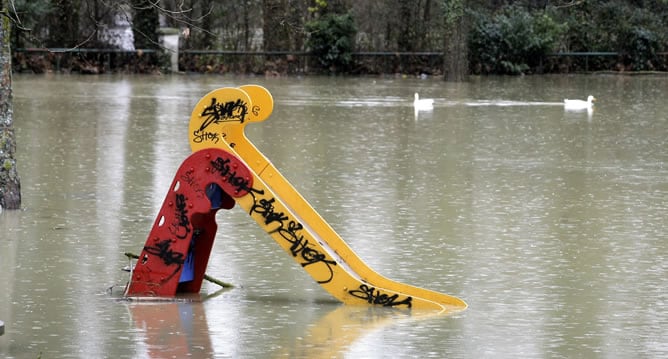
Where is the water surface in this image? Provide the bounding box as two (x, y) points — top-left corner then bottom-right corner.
(1, 73), (667, 358)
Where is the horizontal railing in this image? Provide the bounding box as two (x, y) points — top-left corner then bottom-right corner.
(12, 48), (668, 73)
(16, 47), (157, 53)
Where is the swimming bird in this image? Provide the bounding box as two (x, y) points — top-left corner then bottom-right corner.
(414, 93), (434, 111)
(564, 95), (596, 110)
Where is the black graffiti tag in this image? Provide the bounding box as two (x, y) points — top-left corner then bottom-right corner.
(170, 193), (191, 239)
(348, 284), (413, 308)
(192, 130), (220, 144)
(180, 169), (205, 199)
(143, 238), (185, 283)
(199, 97), (248, 132)
(210, 156), (253, 194)
(249, 192), (337, 284)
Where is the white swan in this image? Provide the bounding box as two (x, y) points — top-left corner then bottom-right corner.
(564, 95), (596, 110)
(414, 93), (434, 111)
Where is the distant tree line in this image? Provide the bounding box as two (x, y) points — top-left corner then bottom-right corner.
(9, 0), (668, 77)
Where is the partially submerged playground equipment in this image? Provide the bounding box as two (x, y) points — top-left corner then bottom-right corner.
(123, 85), (466, 312)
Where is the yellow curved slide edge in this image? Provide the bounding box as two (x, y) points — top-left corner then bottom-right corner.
(189, 86), (466, 312)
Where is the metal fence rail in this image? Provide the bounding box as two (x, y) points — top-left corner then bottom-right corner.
(12, 48), (668, 74)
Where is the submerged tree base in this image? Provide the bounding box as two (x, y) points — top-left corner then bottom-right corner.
(0, 126), (21, 210)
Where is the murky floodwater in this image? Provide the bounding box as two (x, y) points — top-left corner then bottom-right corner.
(1, 73), (667, 358)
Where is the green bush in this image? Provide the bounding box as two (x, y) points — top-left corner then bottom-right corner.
(468, 5), (565, 75)
(305, 13), (357, 73)
(620, 27), (660, 70)
(557, 1), (667, 71)
(616, 6), (665, 71)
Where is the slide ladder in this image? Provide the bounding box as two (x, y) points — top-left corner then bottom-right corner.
(125, 86), (466, 312)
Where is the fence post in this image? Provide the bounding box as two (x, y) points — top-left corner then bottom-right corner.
(158, 28), (180, 73)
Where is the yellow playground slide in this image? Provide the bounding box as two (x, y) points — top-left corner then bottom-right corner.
(187, 85), (466, 313)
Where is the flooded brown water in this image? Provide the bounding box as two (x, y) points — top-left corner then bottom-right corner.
(1, 73), (667, 358)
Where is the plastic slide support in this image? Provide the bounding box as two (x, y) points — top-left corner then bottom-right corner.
(124, 148), (249, 296)
(184, 85), (467, 312)
(124, 85), (465, 312)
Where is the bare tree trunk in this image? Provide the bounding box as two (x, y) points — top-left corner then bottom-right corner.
(443, 0), (469, 82)
(262, 0), (290, 52)
(199, 0), (216, 49)
(286, 0), (305, 51)
(1, 0), (21, 210)
(48, 0), (80, 48)
(262, 0), (293, 73)
(132, 0), (160, 49)
(397, 0), (415, 52)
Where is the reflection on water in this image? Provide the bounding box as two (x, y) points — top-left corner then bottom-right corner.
(123, 296), (445, 359)
(1, 74), (667, 358)
(126, 299), (215, 358)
